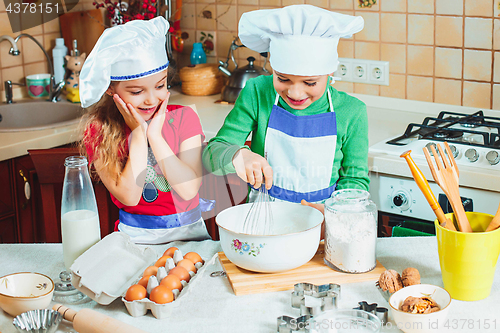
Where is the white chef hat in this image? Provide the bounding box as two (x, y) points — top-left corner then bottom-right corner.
(238, 5), (364, 76)
(80, 17), (170, 108)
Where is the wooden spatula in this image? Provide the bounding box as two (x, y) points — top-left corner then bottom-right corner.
(486, 203), (500, 231)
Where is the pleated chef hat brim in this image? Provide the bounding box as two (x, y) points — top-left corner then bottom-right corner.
(239, 5), (364, 76)
(80, 17), (170, 108)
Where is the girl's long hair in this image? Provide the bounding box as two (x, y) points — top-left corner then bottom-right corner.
(79, 92), (128, 181)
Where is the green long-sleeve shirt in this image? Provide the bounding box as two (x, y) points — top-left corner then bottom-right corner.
(202, 75), (370, 192)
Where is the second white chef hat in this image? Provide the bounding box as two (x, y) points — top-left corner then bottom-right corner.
(238, 5), (364, 76)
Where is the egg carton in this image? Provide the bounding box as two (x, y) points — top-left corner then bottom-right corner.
(121, 253), (214, 319)
(71, 232), (157, 305)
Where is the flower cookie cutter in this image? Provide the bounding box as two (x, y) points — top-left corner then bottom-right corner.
(291, 283), (341, 316)
(277, 315), (312, 333)
(354, 301), (388, 324)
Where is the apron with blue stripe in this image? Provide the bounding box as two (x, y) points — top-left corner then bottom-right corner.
(249, 89), (337, 203)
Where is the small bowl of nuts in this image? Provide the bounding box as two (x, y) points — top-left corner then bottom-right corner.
(388, 284), (452, 333)
(376, 267), (421, 301)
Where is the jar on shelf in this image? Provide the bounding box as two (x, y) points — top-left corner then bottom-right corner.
(324, 189), (377, 273)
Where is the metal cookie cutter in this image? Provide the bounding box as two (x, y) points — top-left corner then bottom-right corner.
(291, 283), (341, 316)
(277, 315), (312, 333)
(354, 301), (389, 324)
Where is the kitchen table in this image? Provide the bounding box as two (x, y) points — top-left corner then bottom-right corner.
(1, 236), (499, 333)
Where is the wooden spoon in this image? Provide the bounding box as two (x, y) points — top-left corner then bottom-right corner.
(485, 203), (500, 232)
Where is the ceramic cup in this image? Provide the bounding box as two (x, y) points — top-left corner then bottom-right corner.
(26, 74), (50, 98)
(435, 212), (500, 301)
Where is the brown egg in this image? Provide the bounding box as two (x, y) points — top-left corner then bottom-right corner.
(125, 284), (147, 301)
(160, 274), (183, 291)
(163, 247), (178, 258)
(177, 259), (197, 274)
(168, 266), (191, 282)
(138, 275), (152, 289)
(155, 255), (172, 268)
(143, 266), (159, 277)
(149, 285), (174, 304)
(184, 252), (204, 265)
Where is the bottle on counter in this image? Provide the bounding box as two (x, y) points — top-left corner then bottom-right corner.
(190, 42), (207, 65)
(61, 156), (101, 270)
(324, 189), (378, 273)
(52, 38), (68, 84)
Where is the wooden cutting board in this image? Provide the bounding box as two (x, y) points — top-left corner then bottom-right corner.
(218, 242), (386, 296)
(59, 9), (105, 56)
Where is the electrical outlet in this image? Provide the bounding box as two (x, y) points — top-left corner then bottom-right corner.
(336, 58), (390, 86)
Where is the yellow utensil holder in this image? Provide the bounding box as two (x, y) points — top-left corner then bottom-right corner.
(435, 212), (500, 301)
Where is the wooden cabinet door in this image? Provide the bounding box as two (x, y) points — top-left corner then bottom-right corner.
(0, 159), (17, 243)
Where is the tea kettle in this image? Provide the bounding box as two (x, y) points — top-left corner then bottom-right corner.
(218, 38), (270, 103)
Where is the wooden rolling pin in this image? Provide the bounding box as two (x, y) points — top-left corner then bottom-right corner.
(53, 304), (147, 333)
(400, 150), (456, 231)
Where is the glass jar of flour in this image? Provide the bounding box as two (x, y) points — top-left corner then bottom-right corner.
(324, 189), (377, 273)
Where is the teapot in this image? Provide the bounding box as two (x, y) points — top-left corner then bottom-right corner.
(218, 38), (270, 103)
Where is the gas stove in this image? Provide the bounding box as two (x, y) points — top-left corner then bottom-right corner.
(368, 110), (500, 230)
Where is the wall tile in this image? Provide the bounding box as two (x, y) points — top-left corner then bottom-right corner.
(408, 0), (434, 14)
(380, 74), (405, 99)
(464, 18), (493, 49)
(353, 0), (379, 11)
(305, 0), (328, 7)
(282, 0), (305, 5)
(434, 78), (462, 105)
(239, 0), (261, 4)
(337, 40), (354, 58)
(0, 41), (23, 68)
(332, 81), (354, 93)
(407, 76), (433, 102)
(354, 12), (379, 42)
(217, 31), (238, 63)
(21, 12), (43, 35)
(354, 83), (379, 95)
(407, 45), (434, 76)
(463, 81), (491, 109)
(2, 66), (24, 84)
(181, 3), (196, 30)
(465, 0), (493, 17)
(21, 35), (45, 64)
(380, 0), (406, 12)
(496, 2), (500, 17)
(495, 20), (500, 50)
(495, 52), (500, 83)
(217, 5), (237, 31)
(463, 49), (492, 81)
(42, 16), (60, 34)
(0, 0), (5, 11)
(330, 0), (353, 10)
(261, 0), (281, 6)
(408, 15), (434, 45)
(43, 32), (61, 54)
(196, 4), (216, 31)
(435, 16), (463, 48)
(381, 13), (406, 43)
(436, 0), (464, 16)
(381, 43), (406, 74)
(24, 61), (49, 76)
(0, 13), (16, 35)
(493, 84), (500, 110)
(238, 5), (259, 22)
(435, 47), (462, 79)
(354, 41), (379, 60)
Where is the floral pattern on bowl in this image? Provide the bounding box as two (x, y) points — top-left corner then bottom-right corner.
(231, 239), (265, 257)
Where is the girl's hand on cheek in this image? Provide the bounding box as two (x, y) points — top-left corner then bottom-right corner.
(113, 94), (145, 132)
(147, 93), (170, 140)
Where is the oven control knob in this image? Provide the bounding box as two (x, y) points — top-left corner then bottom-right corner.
(447, 145), (459, 159)
(392, 191), (410, 211)
(486, 151), (500, 165)
(465, 148), (479, 162)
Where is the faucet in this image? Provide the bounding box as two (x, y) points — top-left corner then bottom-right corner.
(4, 34), (65, 103)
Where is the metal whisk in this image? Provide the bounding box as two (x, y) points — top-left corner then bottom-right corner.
(242, 182), (274, 235)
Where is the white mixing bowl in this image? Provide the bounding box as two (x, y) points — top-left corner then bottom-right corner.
(216, 202), (324, 273)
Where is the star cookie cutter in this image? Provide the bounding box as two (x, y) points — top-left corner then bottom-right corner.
(354, 301), (389, 324)
(291, 283), (341, 316)
(277, 315), (312, 333)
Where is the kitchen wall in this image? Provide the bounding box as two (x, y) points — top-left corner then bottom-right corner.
(0, 0), (98, 100)
(179, 0), (500, 110)
(1, 0), (499, 110)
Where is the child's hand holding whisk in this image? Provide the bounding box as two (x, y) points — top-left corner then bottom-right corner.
(233, 148), (274, 190)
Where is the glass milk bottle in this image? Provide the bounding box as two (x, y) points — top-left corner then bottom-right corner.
(324, 189), (377, 273)
(61, 156), (101, 270)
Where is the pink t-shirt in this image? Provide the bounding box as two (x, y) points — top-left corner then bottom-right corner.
(85, 105), (205, 216)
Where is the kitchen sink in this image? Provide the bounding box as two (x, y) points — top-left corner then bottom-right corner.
(0, 100), (83, 132)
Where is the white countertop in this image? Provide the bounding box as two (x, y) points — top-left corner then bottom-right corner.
(1, 236), (499, 333)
